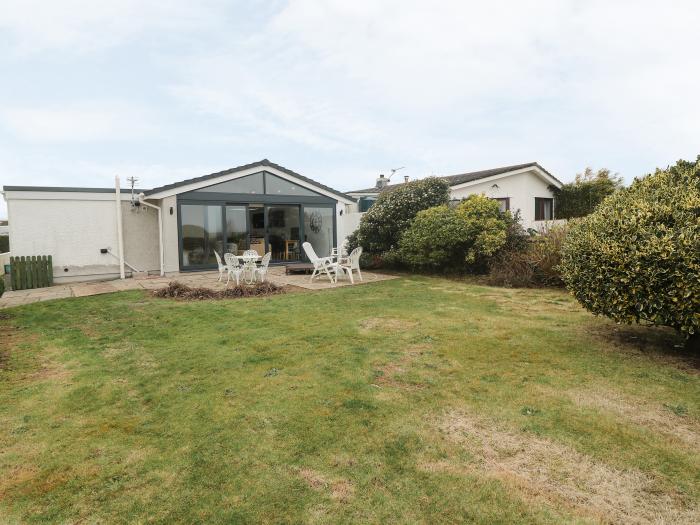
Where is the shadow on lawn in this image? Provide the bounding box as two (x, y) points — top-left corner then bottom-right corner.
(589, 321), (700, 371)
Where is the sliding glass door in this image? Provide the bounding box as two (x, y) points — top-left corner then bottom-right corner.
(267, 205), (301, 261)
(179, 202), (336, 269)
(225, 206), (249, 255)
(180, 204), (223, 267)
(303, 206), (334, 259)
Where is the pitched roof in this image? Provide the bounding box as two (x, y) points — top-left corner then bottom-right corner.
(348, 162), (561, 194)
(145, 159), (355, 201)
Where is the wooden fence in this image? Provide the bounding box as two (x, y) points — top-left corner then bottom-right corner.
(9, 255), (53, 291)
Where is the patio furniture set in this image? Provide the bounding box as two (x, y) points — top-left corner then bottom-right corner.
(213, 244), (364, 286)
(302, 242), (363, 284)
(214, 250), (271, 286)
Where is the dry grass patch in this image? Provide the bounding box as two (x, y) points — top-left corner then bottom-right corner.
(568, 387), (700, 449)
(359, 317), (417, 333)
(434, 410), (699, 524)
(372, 343), (431, 390)
(297, 468), (355, 503)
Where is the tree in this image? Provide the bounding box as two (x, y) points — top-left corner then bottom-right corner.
(551, 167), (623, 219)
(559, 157), (700, 349)
(348, 177), (450, 256)
(397, 195), (509, 272)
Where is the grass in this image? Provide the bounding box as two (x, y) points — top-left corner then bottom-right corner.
(0, 276), (699, 523)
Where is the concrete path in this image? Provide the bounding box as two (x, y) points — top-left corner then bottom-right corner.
(0, 267), (396, 309)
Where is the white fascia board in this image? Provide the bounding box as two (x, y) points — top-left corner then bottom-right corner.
(3, 190), (134, 202)
(347, 192), (379, 198)
(145, 166), (354, 204)
(450, 166), (562, 191)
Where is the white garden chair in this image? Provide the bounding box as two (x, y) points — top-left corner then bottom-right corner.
(241, 250), (260, 283)
(214, 251), (227, 281)
(253, 252), (272, 282)
(337, 247), (363, 284)
(223, 253), (244, 286)
(302, 242), (337, 283)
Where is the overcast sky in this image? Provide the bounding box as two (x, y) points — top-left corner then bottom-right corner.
(1, 0), (699, 218)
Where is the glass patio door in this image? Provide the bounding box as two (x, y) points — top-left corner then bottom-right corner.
(303, 206), (334, 259)
(266, 205), (301, 261)
(180, 204), (223, 267)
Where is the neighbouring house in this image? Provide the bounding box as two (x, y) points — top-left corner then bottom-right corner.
(346, 162), (563, 230)
(2, 160), (356, 283)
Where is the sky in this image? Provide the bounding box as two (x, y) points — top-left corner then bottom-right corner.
(1, 0), (699, 218)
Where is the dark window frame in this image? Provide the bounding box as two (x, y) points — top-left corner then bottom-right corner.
(491, 197), (510, 212)
(535, 197), (554, 221)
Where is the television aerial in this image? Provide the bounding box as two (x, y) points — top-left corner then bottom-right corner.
(386, 166), (405, 182)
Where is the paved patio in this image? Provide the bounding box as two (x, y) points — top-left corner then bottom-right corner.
(0, 266), (396, 309)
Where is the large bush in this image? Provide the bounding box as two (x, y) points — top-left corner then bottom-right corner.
(397, 195), (508, 272)
(348, 177), (450, 256)
(559, 158), (700, 346)
(488, 224), (568, 287)
(551, 168), (622, 219)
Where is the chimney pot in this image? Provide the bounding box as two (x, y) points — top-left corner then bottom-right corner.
(376, 173), (388, 189)
(404, 175), (409, 183)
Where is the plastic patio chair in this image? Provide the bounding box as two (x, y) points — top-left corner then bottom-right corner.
(337, 247), (363, 284)
(302, 242), (337, 283)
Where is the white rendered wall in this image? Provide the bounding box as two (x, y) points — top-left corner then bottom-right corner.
(6, 192), (158, 282)
(160, 196), (180, 274)
(449, 170), (554, 228)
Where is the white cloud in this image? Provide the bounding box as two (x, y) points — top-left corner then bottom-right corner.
(1, 103), (156, 142)
(0, 0), (224, 56)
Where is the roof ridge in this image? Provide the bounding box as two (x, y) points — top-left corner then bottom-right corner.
(347, 162), (561, 193)
(144, 159), (354, 201)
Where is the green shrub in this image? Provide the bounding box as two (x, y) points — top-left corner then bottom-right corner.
(488, 224), (568, 287)
(349, 177), (450, 257)
(551, 168), (622, 219)
(397, 195), (508, 272)
(559, 157), (700, 344)
(0, 277), (4, 297)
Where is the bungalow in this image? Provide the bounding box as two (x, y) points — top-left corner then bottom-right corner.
(347, 162), (562, 229)
(2, 160), (356, 283)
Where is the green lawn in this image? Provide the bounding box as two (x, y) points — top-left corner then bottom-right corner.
(1, 276), (698, 523)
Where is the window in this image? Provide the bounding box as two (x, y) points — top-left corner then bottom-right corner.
(196, 173), (264, 194)
(535, 197), (554, 221)
(265, 173), (318, 196)
(180, 204), (223, 267)
(492, 197), (510, 213)
(358, 196), (376, 212)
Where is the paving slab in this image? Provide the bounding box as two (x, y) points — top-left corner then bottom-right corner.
(0, 266), (398, 308)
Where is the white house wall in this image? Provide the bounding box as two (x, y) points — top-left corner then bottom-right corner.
(160, 195), (180, 274)
(6, 192), (159, 282)
(450, 170), (554, 228)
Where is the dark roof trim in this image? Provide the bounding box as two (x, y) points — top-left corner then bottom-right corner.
(348, 162), (562, 194)
(3, 186), (147, 193)
(145, 159), (355, 202)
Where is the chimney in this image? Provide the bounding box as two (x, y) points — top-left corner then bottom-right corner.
(403, 175), (409, 183)
(376, 173), (388, 189)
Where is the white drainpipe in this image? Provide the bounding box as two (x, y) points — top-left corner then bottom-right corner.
(115, 176), (125, 279)
(138, 193), (164, 276)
